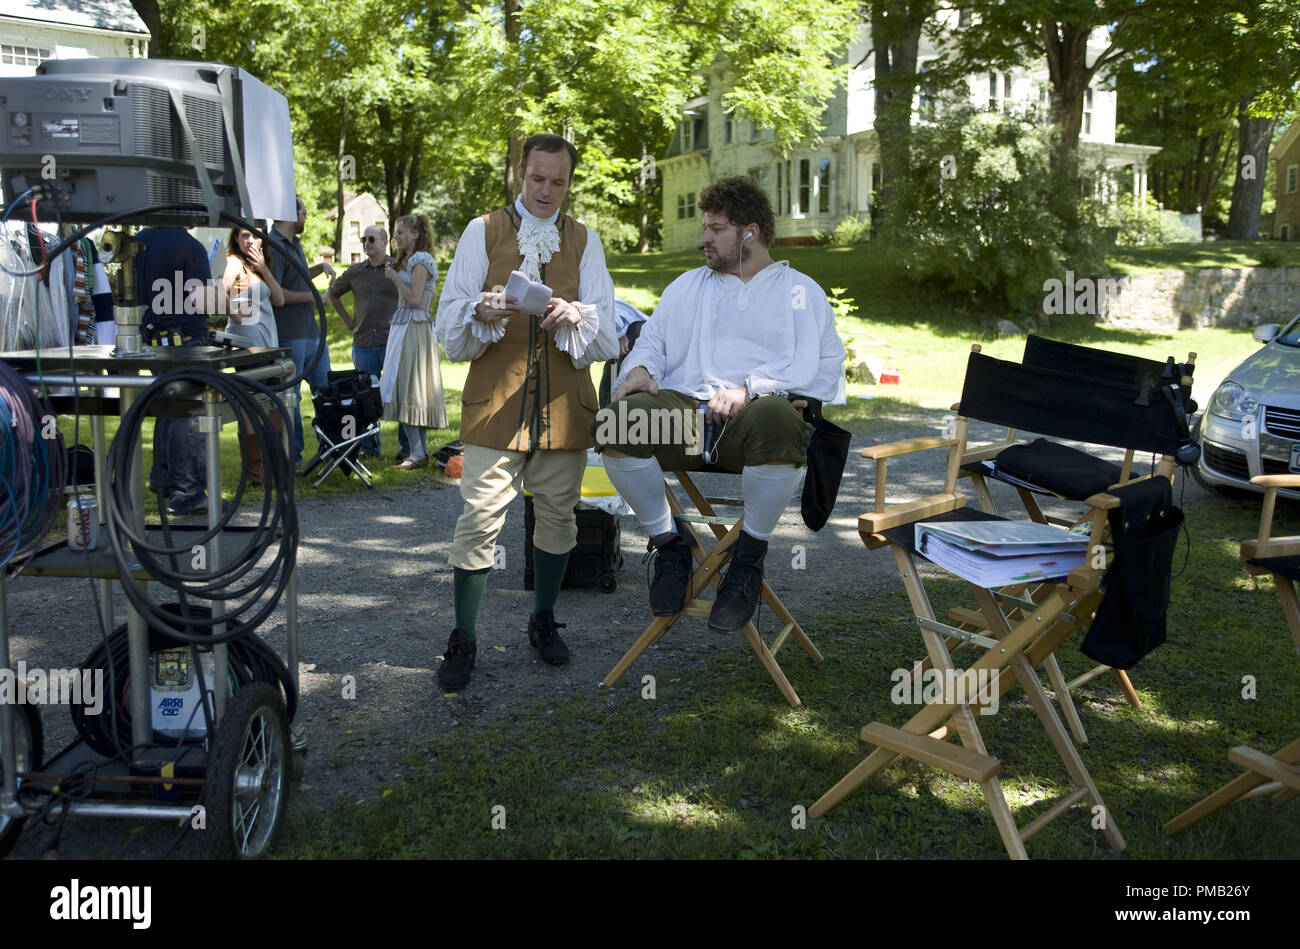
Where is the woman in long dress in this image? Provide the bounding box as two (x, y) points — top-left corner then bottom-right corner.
(222, 227), (286, 485)
(382, 214), (447, 469)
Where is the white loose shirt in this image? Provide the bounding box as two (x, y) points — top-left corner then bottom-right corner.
(615, 261), (847, 404)
(435, 199), (618, 369)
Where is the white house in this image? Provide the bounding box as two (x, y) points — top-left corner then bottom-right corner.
(0, 0), (149, 78)
(659, 7), (1159, 251)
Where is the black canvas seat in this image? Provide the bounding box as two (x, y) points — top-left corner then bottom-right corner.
(1247, 555), (1300, 582)
(300, 369), (383, 488)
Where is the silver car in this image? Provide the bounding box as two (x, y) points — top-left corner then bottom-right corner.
(1196, 316), (1300, 499)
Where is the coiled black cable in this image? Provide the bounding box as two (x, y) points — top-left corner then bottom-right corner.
(105, 367), (298, 643)
(70, 606), (297, 757)
(0, 358), (66, 568)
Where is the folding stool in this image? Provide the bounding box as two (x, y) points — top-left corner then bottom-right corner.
(1164, 473), (1300, 834)
(300, 370), (383, 488)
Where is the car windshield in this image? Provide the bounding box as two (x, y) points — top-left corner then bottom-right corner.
(1276, 315), (1300, 347)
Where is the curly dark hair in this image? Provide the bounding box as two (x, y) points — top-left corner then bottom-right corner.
(699, 176), (775, 245)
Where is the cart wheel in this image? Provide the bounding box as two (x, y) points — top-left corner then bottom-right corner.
(599, 572), (617, 593)
(0, 704), (42, 857)
(204, 683), (290, 859)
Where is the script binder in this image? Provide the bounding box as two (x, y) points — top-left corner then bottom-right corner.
(914, 519), (1090, 587)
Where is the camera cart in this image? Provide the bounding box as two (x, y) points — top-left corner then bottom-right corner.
(0, 342), (303, 859)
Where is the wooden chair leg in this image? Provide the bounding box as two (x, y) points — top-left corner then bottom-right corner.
(1112, 668), (1142, 709)
(1164, 737), (1300, 835)
(1044, 653), (1089, 745)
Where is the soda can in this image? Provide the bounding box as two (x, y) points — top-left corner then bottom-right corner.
(68, 494), (97, 550)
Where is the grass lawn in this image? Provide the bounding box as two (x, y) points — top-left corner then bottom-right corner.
(285, 487), (1299, 860)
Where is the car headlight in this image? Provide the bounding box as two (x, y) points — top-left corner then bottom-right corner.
(1207, 381), (1259, 422)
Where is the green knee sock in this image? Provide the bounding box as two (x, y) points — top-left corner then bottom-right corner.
(453, 566), (491, 639)
(532, 548), (570, 614)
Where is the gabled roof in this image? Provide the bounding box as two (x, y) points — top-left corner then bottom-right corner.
(1271, 118), (1300, 165)
(322, 191), (387, 220)
(0, 0), (150, 36)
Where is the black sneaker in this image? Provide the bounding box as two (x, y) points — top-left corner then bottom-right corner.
(645, 533), (693, 616)
(437, 628), (477, 689)
(528, 610), (570, 665)
(708, 532), (768, 632)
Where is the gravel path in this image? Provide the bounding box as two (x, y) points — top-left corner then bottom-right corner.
(3, 407), (1220, 858)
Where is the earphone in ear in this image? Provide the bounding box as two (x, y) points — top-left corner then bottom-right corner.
(744, 231), (754, 241)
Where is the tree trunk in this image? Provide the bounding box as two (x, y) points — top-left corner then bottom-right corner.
(1226, 107), (1275, 240)
(334, 99), (348, 261)
(870, 0), (928, 230)
(402, 144), (423, 219)
(637, 140), (651, 253)
(503, 0), (524, 202)
(1041, 21), (1093, 165)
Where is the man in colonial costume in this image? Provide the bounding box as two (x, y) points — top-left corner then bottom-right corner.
(434, 133), (617, 689)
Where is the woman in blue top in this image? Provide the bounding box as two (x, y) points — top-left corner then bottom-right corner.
(382, 214), (447, 469)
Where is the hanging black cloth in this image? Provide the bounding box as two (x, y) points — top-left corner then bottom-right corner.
(1081, 476), (1183, 670)
(798, 397), (852, 532)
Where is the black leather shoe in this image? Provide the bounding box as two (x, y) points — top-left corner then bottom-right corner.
(708, 532), (768, 632)
(646, 534), (693, 616)
(437, 628), (477, 689)
(528, 610), (570, 665)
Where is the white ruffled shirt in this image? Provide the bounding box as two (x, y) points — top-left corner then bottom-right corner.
(615, 261), (847, 404)
(435, 197), (618, 368)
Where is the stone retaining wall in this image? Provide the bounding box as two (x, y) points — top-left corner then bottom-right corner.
(1096, 267), (1300, 332)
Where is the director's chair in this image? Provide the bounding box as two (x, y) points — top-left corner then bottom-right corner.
(811, 352), (1187, 857)
(954, 341), (1194, 740)
(300, 370), (383, 488)
(602, 401), (827, 707)
(1164, 474), (1300, 834)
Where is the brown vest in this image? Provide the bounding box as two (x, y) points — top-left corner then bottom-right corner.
(460, 206), (597, 452)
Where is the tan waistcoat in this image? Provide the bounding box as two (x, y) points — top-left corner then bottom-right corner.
(460, 206), (598, 452)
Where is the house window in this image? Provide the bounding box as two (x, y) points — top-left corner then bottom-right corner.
(676, 193), (695, 220)
(1084, 88), (1093, 135)
(680, 120), (694, 153)
(988, 71), (1014, 112)
(799, 159), (811, 216)
(351, 253), (361, 263)
(777, 160), (793, 216)
(917, 63), (936, 122)
(1280, 224), (1290, 240)
(0, 45), (52, 67)
(818, 158), (831, 214)
(749, 121), (759, 142)
(723, 114), (733, 145)
(1287, 165), (1298, 195)
(349, 221), (361, 242)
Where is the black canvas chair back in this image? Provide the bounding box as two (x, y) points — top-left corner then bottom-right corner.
(960, 351), (1183, 458)
(1022, 335), (1196, 414)
(313, 370), (382, 442)
(301, 369), (383, 487)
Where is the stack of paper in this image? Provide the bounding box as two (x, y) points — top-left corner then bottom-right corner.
(914, 519), (1090, 587)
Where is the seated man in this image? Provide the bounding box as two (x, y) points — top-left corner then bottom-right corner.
(598, 176), (845, 631)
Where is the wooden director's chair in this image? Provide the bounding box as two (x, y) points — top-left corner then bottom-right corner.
(811, 351), (1185, 857)
(1165, 474), (1300, 834)
(955, 340), (1194, 742)
(602, 400), (826, 707)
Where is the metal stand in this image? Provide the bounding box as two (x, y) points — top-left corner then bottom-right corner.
(0, 344), (299, 857)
